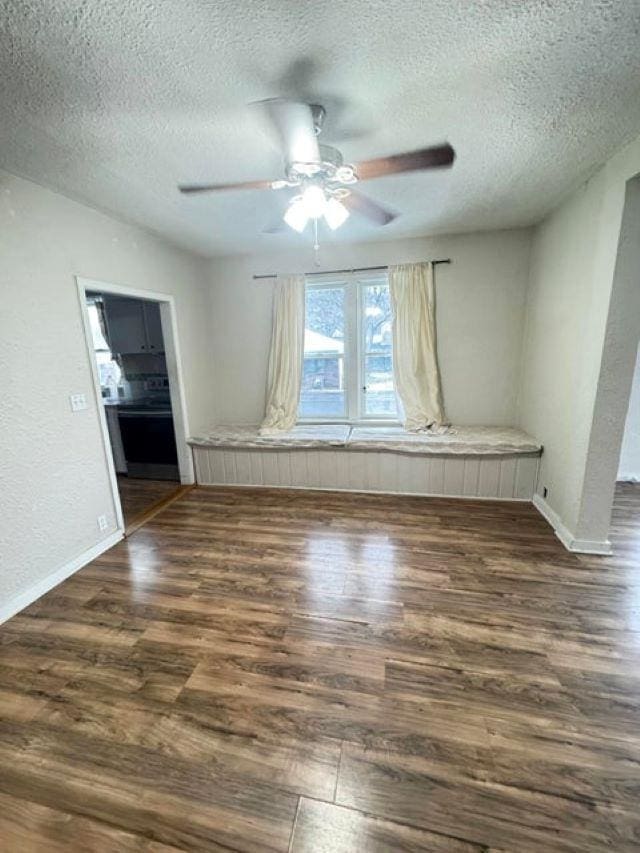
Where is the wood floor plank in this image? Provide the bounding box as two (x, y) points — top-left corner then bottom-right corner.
(483, 707), (640, 808)
(146, 714), (341, 801)
(0, 789), (182, 852)
(336, 741), (633, 852)
(179, 663), (492, 757)
(290, 797), (486, 852)
(384, 657), (580, 718)
(0, 483), (638, 851)
(0, 719), (297, 852)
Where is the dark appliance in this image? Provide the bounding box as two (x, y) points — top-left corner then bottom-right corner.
(117, 405), (179, 480)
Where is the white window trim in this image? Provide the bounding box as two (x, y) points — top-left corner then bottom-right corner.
(298, 272), (400, 426)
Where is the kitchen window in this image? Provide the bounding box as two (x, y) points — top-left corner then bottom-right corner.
(299, 275), (397, 422)
(87, 298), (121, 398)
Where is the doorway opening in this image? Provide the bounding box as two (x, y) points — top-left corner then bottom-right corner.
(77, 278), (194, 534)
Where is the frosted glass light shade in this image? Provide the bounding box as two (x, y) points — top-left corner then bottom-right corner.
(324, 197), (349, 230)
(284, 198), (309, 233)
(300, 185), (327, 218)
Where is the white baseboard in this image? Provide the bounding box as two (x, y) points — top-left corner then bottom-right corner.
(618, 474), (640, 483)
(0, 530), (123, 625)
(533, 494), (612, 555)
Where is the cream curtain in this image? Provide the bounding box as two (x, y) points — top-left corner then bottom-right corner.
(260, 274), (305, 434)
(389, 261), (446, 432)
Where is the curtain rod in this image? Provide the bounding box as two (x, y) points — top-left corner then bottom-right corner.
(252, 259), (451, 280)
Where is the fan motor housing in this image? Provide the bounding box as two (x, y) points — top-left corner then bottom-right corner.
(319, 144), (343, 169)
(287, 144), (357, 185)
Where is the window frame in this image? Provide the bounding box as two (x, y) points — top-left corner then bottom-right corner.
(299, 272), (399, 425)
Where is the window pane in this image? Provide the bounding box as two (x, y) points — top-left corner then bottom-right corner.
(87, 301), (122, 398)
(300, 286), (346, 418)
(96, 350), (122, 395)
(363, 284), (393, 353)
(300, 356), (345, 418)
(87, 302), (110, 351)
(304, 287), (344, 351)
(364, 354), (397, 416)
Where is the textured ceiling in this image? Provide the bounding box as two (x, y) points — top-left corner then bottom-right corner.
(2, 0), (640, 256)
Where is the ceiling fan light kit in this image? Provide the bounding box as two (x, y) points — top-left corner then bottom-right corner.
(178, 99), (455, 244)
(283, 184), (351, 234)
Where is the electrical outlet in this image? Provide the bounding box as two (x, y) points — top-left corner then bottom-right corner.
(70, 393), (88, 412)
(97, 515), (108, 532)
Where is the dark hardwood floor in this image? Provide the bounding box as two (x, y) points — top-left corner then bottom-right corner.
(117, 475), (183, 527)
(0, 484), (639, 851)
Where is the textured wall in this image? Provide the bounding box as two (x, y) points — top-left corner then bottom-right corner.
(519, 133), (640, 544)
(618, 346), (640, 481)
(0, 172), (214, 607)
(517, 178), (604, 534)
(207, 228), (532, 427)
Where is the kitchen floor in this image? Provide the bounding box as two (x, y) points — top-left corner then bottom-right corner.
(116, 475), (182, 527)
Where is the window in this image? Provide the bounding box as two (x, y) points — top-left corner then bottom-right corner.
(87, 298), (121, 398)
(299, 275), (397, 421)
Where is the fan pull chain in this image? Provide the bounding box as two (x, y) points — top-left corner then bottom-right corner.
(313, 218), (321, 266)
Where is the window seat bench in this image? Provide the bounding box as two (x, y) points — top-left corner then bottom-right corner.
(189, 425), (541, 501)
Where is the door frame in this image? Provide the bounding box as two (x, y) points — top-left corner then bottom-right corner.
(76, 276), (194, 534)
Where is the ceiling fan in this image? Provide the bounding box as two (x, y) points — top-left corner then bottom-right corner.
(178, 99), (455, 235)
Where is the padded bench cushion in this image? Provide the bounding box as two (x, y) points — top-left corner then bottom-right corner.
(189, 424), (541, 456)
(347, 426), (541, 455)
(189, 423), (351, 449)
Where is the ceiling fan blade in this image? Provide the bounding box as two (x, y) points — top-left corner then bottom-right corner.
(179, 178), (275, 194)
(343, 190), (396, 226)
(355, 143), (455, 181)
(262, 218), (288, 235)
(260, 98), (321, 165)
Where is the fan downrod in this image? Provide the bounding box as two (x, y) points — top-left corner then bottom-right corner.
(310, 104), (326, 136)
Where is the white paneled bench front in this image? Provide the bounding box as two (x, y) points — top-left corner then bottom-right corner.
(188, 424), (542, 500)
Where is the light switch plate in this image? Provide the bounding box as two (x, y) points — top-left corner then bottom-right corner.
(70, 393), (88, 412)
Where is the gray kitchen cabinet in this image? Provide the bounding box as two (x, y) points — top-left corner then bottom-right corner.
(142, 301), (164, 353)
(104, 297), (164, 354)
(104, 297), (146, 354)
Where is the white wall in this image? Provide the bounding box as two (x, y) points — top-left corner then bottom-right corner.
(618, 345), (640, 481)
(519, 134), (640, 547)
(0, 171), (214, 614)
(206, 228), (532, 428)
(518, 177), (605, 536)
